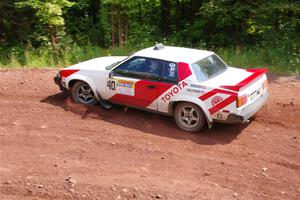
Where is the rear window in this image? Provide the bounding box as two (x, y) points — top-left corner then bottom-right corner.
(191, 54), (227, 82)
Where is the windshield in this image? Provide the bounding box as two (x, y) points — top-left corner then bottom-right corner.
(191, 54), (227, 82)
(105, 57), (128, 70)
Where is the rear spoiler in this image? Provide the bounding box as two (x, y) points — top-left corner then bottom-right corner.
(220, 68), (268, 92)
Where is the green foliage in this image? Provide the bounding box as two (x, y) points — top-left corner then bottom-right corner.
(0, 44), (138, 68)
(0, 0), (299, 74)
(185, 0), (300, 47)
(16, 0), (75, 27)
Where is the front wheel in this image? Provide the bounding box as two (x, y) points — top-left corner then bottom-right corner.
(174, 102), (206, 132)
(71, 81), (97, 105)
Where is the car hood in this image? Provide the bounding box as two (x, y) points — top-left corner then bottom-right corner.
(66, 56), (127, 71)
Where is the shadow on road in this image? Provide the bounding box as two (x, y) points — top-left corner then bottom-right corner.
(41, 92), (248, 145)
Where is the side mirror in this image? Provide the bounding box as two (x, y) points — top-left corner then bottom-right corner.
(109, 71), (115, 78)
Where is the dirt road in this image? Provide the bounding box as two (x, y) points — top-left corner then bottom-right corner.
(0, 69), (299, 200)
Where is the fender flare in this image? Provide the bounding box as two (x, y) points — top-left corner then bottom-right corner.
(169, 95), (213, 123)
(65, 74), (100, 100)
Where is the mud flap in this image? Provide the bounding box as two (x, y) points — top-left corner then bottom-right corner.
(96, 91), (112, 110)
(207, 121), (213, 130)
(99, 100), (112, 110)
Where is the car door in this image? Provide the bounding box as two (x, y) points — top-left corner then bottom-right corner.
(157, 61), (179, 113)
(106, 56), (163, 110)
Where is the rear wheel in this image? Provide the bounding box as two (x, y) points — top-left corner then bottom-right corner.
(174, 102), (206, 132)
(71, 81), (97, 104)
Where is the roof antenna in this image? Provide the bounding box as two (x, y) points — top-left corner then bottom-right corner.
(154, 43), (165, 50)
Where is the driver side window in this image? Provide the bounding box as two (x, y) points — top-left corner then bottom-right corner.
(117, 57), (146, 72)
(114, 57), (163, 80)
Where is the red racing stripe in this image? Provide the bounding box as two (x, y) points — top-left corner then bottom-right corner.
(221, 68), (268, 91)
(199, 89), (237, 101)
(60, 69), (79, 78)
(246, 68), (268, 73)
(178, 62), (192, 81)
(208, 95), (237, 115)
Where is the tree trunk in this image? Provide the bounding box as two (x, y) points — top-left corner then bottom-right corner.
(190, 0), (202, 18)
(48, 26), (58, 46)
(48, 25), (59, 65)
(111, 4), (115, 48)
(138, 3), (142, 22)
(160, 0), (170, 37)
(124, 15), (128, 46)
(175, 0), (180, 31)
(117, 6), (123, 47)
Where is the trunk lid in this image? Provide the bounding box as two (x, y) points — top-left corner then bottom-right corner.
(202, 67), (251, 89)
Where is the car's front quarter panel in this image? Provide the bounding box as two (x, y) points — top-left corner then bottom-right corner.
(57, 56), (127, 98)
(64, 69), (108, 100)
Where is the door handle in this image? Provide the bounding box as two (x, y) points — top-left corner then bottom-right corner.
(147, 85), (156, 89)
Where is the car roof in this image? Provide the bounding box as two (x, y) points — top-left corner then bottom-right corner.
(133, 45), (214, 63)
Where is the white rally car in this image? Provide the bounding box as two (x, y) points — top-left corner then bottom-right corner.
(54, 44), (269, 132)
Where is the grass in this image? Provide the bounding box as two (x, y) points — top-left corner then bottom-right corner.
(0, 44), (299, 75)
(215, 46), (300, 75)
(0, 44), (140, 69)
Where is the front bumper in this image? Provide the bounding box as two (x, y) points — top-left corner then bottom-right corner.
(54, 74), (67, 92)
(215, 91), (269, 124)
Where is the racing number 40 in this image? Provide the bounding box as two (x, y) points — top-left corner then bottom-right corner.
(107, 79), (116, 91)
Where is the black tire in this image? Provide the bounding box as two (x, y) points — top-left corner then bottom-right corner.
(174, 102), (206, 132)
(71, 81), (97, 105)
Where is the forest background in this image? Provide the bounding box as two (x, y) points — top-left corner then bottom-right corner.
(0, 0), (299, 74)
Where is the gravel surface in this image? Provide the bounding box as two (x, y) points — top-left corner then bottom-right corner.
(0, 69), (299, 200)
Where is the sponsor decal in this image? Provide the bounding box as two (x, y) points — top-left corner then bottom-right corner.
(211, 96), (223, 106)
(190, 84), (207, 89)
(116, 79), (135, 96)
(187, 88), (204, 93)
(107, 79), (135, 96)
(161, 81), (188, 103)
(117, 80), (134, 88)
(209, 96), (236, 115)
(199, 89), (237, 115)
(169, 63), (176, 68)
(168, 63), (176, 77)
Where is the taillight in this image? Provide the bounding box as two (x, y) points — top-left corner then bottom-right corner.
(236, 95), (248, 108)
(60, 69), (79, 78)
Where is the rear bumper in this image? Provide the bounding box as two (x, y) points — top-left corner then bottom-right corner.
(215, 91), (269, 124)
(54, 74), (67, 92)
